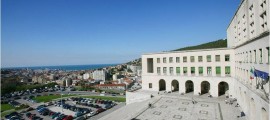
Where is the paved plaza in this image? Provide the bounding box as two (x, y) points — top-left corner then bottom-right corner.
(100, 90), (247, 120)
(135, 97), (221, 120)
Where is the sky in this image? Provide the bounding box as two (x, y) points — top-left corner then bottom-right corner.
(2, 0), (240, 68)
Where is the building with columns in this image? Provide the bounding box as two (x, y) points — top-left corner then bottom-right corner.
(141, 0), (269, 120)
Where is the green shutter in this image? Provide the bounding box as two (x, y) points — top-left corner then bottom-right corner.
(191, 67), (195, 73)
(184, 67), (187, 73)
(216, 67), (221, 74)
(176, 67), (180, 73)
(225, 66), (230, 74)
(199, 67), (203, 74)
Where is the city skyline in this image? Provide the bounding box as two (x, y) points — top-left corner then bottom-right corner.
(2, 0), (240, 67)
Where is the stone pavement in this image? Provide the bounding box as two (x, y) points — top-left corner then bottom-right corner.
(99, 90), (247, 120)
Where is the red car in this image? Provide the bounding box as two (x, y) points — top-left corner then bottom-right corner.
(63, 115), (73, 120)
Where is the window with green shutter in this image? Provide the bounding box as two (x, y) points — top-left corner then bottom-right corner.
(216, 66), (221, 75)
(176, 67), (180, 74)
(199, 67), (203, 74)
(191, 67), (195, 74)
(207, 55), (211, 62)
(225, 66), (230, 75)
(183, 67), (187, 74)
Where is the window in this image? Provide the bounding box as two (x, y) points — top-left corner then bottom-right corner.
(191, 67), (195, 74)
(163, 67), (167, 74)
(198, 56), (203, 62)
(157, 58), (160, 63)
(169, 57), (173, 63)
(216, 66), (221, 75)
(250, 51), (252, 63)
(183, 56), (187, 62)
(207, 55), (211, 62)
(149, 83), (152, 88)
(225, 66), (231, 75)
(163, 57), (166, 63)
(157, 67), (161, 74)
(199, 67), (203, 75)
(225, 55), (230, 61)
(207, 67), (212, 75)
(176, 67), (180, 75)
(176, 57), (180, 63)
(190, 56), (195, 62)
(147, 58), (154, 73)
(169, 67), (173, 74)
(254, 50), (257, 63)
(259, 49), (263, 63)
(215, 55), (220, 62)
(183, 67), (188, 74)
(267, 47), (269, 64)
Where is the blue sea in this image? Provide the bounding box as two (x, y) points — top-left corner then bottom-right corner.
(2, 64), (119, 71)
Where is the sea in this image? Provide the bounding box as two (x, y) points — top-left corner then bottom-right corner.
(2, 64), (119, 71)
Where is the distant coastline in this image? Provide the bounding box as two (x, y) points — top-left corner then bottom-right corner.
(1, 64), (119, 71)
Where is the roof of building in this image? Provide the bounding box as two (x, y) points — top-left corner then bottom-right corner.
(143, 47), (233, 55)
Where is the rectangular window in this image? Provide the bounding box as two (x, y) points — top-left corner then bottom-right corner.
(157, 58), (160, 63)
(225, 54), (230, 61)
(207, 55), (211, 62)
(254, 50), (256, 63)
(216, 66), (221, 75)
(267, 47), (270, 64)
(149, 83), (152, 88)
(215, 55), (220, 62)
(176, 57), (180, 63)
(163, 57), (166, 63)
(169, 67), (173, 74)
(199, 67), (203, 75)
(176, 67), (180, 75)
(183, 56), (187, 62)
(147, 58), (154, 73)
(190, 56), (195, 62)
(198, 56), (203, 62)
(225, 66), (231, 75)
(246, 52), (248, 63)
(157, 67), (161, 74)
(169, 57), (173, 63)
(163, 67), (167, 74)
(250, 51), (252, 63)
(259, 49), (262, 63)
(191, 67), (195, 74)
(207, 67), (212, 75)
(183, 67), (188, 74)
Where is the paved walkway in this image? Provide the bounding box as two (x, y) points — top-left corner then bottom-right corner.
(99, 90), (247, 120)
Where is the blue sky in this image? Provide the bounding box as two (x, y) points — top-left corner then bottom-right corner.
(2, 0), (240, 67)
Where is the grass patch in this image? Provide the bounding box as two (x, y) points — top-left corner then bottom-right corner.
(83, 96), (126, 102)
(1, 104), (14, 112)
(33, 94), (76, 102)
(1, 109), (15, 117)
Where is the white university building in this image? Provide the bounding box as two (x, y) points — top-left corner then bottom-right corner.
(141, 0), (269, 120)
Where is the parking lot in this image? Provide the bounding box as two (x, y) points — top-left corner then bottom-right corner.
(15, 97), (123, 120)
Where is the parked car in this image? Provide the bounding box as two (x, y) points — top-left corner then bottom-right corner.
(26, 107), (34, 111)
(63, 115), (73, 120)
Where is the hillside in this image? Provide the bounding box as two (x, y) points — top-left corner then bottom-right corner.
(173, 39), (227, 51)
